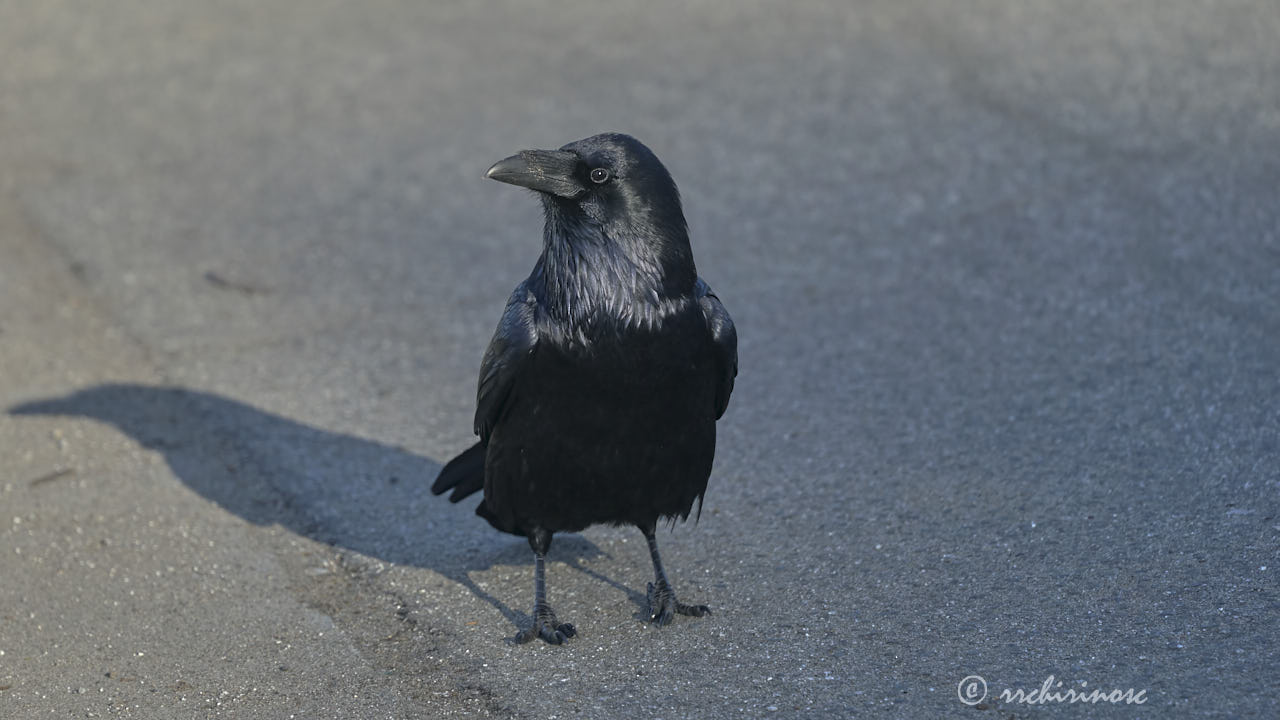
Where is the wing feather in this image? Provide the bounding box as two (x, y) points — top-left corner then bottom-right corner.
(474, 281), (539, 442)
(696, 278), (737, 420)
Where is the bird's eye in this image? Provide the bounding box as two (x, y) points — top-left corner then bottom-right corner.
(589, 167), (611, 184)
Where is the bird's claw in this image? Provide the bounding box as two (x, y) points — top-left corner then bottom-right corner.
(516, 606), (576, 645)
(646, 581), (711, 626)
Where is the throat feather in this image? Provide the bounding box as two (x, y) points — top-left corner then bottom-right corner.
(538, 227), (678, 332)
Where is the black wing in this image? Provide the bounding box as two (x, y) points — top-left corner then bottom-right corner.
(696, 277), (737, 420)
(474, 280), (539, 442)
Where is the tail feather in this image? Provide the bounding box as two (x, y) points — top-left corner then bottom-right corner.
(431, 441), (486, 502)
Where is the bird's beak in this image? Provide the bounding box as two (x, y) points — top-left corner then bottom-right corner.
(8, 398), (66, 416)
(486, 149), (584, 199)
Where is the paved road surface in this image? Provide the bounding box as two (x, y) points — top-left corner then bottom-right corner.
(2, 1), (1277, 717)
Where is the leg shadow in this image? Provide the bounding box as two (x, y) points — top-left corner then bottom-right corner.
(571, 561), (653, 621)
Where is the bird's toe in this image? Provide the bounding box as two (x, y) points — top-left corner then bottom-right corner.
(647, 581), (708, 626)
(516, 610), (576, 645)
(678, 603), (711, 618)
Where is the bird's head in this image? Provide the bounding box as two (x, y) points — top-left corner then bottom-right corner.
(485, 133), (690, 254)
(10, 384), (241, 450)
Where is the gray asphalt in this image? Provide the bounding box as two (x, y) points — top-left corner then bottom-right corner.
(2, 1), (1278, 718)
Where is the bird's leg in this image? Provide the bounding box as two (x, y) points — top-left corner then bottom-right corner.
(516, 529), (576, 644)
(641, 524), (710, 626)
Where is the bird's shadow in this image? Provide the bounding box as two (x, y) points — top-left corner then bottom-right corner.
(8, 383), (642, 632)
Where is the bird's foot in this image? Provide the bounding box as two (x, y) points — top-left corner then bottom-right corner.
(646, 580), (710, 626)
(515, 603), (576, 645)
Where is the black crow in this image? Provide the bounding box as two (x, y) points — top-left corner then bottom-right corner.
(431, 133), (737, 644)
